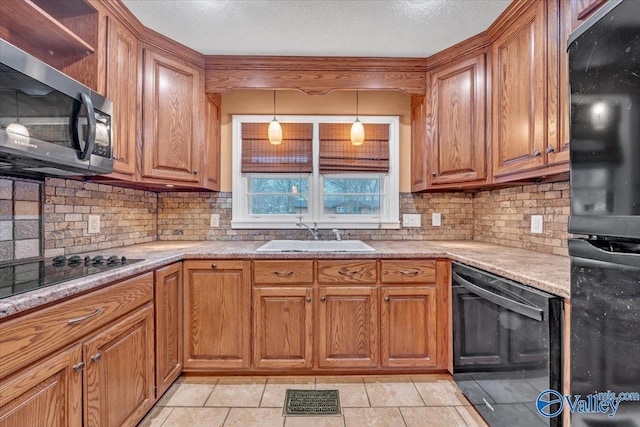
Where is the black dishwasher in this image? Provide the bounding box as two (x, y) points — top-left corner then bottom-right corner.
(452, 263), (564, 426)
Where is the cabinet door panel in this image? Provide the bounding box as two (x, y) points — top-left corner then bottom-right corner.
(155, 262), (183, 397)
(203, 94), (221, 190)
(381, 287), (437, 368)
(318, 287), (378, 368)
(84, 305), (154, 427)
(106, 16), (138, 177)
(0, 345), (82, 427)
(184, 261), (250, 369)
(142, 48), (202, 183)
(427, 54), (486, 185)
(411, 96), (428, 191)
(492, 1), (547, 177)
(253, 287), (313, 369)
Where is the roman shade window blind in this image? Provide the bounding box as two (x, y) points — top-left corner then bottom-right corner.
(241, 123), (313, 173)
(318, 123), (390, 173)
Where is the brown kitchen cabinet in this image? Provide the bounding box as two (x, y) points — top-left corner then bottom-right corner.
(142, 46), (205, 186)
(105, 15), (138, 179)
(154, 262), (183, 398)
(83, 304), (155, 427)
(0, 345), (83, 427)
(317, 286), (378, 368)
(410, 95), (428, 192)
(492, 0), (547, 178)
(253, 287), (314, 369)
(183, 260), (251, 370)
(426, 52), (488, 187)
(203, 94), (222, 191)
(380, 286), (438, 368)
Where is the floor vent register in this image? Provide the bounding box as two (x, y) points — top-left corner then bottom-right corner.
(283, 389), (341, 416)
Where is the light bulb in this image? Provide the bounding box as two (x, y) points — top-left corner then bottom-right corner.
(268, 118), (282, 145)
(350, 119), (364, 146)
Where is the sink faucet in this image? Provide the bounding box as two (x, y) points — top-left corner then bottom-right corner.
(332, 229), (342, 241)
(297, 222), (319, 240)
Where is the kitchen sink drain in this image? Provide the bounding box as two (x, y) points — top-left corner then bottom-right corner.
(283, 389), (341, 416)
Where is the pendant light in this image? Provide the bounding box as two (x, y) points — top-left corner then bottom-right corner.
(350, 90), (364, 146)
(268, 90), (282, 145)
(5, 91), (29, 138)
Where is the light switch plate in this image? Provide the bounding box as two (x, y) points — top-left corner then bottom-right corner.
(210, 213), (220, 228)
(402, 214), (421, 228)
(432, 212), (442, 227)
(531, 215), (543, 234)
(88, 215), (100, 234)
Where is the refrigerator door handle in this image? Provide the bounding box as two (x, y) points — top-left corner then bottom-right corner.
(569, 239), (640, 268)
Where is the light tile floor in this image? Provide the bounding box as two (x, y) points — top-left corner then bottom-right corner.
(138, 374), (488, 427)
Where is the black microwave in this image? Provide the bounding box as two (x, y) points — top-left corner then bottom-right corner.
(0, 39), (113, 176)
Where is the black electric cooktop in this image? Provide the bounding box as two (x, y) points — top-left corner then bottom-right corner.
(0, 254), (144, 299)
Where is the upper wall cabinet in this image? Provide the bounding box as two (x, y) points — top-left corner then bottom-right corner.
(491, 1), (547, 178)
(411, 96), (428, 192)
(426, 52), (487, 188)
(203, 94), (222, 191)
(105, 16), (138, 178)
(142, 46), (205, 186)
(0, 0), (99, 90)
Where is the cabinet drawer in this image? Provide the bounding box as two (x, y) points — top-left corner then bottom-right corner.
(0, 272), (153, 379)
(381, 260), (436, 284)
(253, 260), (314, 285)
(317, 260), (377, 284)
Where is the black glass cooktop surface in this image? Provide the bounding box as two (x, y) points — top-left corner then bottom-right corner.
(0, 255), (144, 299)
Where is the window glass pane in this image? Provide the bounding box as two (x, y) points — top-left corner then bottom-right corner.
(248, 177), (308, 215)
(323, 178), (381, 215)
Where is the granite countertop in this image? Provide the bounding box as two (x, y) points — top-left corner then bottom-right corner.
(0, 240), (570, 319)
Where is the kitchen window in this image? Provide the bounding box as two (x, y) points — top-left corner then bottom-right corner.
(232, 115), (399, 229)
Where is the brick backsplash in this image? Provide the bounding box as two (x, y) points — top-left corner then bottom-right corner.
(473, 182), (570, 256)
(0, 177), (42, 262)
(157, 192), (474, 241)
(42, 178), (157, 257)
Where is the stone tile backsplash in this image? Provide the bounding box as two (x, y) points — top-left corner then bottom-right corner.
(0, 176), (571, 261)
(0, 177), (42, 262)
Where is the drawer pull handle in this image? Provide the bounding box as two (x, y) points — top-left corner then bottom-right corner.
(338, 269), (357, 276)
(67, 307), (102, 325)
(306, 297), (312, 303)
(73, 362), (85, 373)
(274, 270), (294, 277)
(91, 353), (102, 363)
(399, 269), (419, 276)
(320, 296), (326, 302)
(384, 296), (390, 303)
(211, 263), (217, 269)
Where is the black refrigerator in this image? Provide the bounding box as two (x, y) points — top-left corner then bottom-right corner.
(568, 0), (640, 426)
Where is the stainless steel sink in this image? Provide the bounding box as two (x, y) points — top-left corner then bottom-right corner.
(256, 240), (375, 252)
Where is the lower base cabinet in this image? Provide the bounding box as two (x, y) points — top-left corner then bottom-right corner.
(0, 345), (83, 427)
(253, 287), (314, 369)
(381, 286), (438, 368)
(84, 304), (155, 427)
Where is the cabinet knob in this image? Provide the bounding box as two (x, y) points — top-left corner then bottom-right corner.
(533, 150), (542, 157)
(192, 169), (199, 175)
(211, 263), (217, 269)
(306, 297), (312, 303)
(91, 353), (102, 363)
(384, 296), (390, 303)
(320, 296), (326, 303)
(431, 172), (437, 177)
(546, 146), (555, 153)
(73, 362), (85, 373)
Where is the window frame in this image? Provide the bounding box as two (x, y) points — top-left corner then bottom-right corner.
(231, 114), (400, 229)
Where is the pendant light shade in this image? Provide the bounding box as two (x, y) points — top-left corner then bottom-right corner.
(350, 91), (364, 146)
(268, 90), (282, 145)
(5, 91), (29, 138)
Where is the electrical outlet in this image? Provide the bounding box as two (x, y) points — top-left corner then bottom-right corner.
(88, 215), (100, 234)
(402, 214), (421, 228)
(531, 215), (543, 234)
(432, 212), (442, 227)
(210, 213), (220, 228)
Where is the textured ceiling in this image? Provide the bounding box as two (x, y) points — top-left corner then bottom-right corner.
(121, 0), (511, 57)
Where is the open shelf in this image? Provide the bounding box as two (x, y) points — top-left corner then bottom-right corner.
(0, 0), (94, 58)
